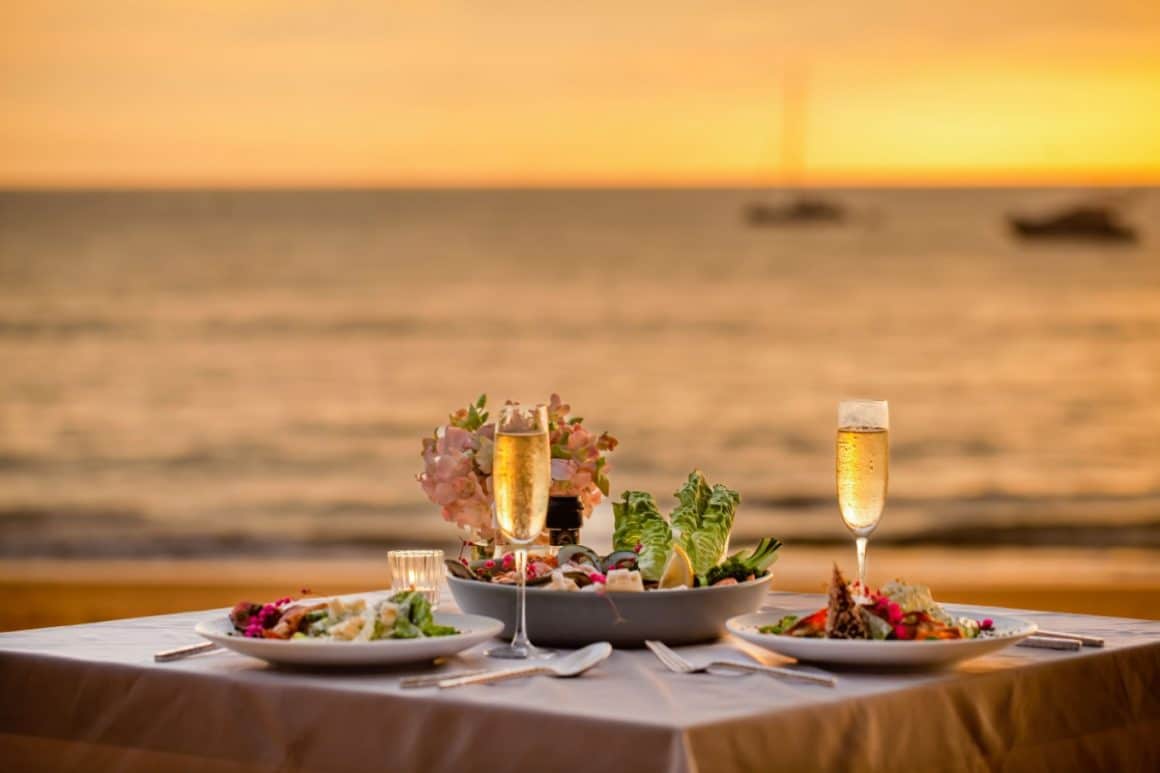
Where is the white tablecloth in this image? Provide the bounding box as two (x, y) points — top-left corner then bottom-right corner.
(1, 591), (1157, 772)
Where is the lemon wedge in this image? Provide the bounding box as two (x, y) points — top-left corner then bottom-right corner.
(659, 544), (695, 589)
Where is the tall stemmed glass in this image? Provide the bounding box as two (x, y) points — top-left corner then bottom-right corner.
(486, 402), (553, 659)
(836, 400), (889, 589)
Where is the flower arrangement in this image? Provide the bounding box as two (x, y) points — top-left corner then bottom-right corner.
(418, 394), (617, 544)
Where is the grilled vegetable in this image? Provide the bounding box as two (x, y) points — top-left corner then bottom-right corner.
(702, 537), (782, 587)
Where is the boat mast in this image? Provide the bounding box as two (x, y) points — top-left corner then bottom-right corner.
(780, 64), (807, 192)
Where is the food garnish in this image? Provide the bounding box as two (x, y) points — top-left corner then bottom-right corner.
(825, 564), (869, 639)
(658, 544), (695, 589)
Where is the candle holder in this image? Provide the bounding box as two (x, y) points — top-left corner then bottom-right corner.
(388, 549), (444, 608)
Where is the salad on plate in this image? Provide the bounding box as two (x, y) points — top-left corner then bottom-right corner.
(229, 590), (459, 642)
(760, 564), (996, 641)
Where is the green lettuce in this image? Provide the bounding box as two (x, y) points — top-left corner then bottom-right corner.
(612, 470), (743, 582)
(758, 614), (798, 635)
(670, 471), (711, 538)
(674, 472), (741, 578)
(702, 536), (781, 586)
(387, 590), (458, 638)
(612, 491), (672, 581)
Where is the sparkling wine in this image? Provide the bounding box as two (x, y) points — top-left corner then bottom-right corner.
(492, 430), (550, 544)
(836, 426), (889, 536)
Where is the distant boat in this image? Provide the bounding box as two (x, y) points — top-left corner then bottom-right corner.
(745, 197), (845, 226)
(1007, 205), (1137, 243)
(746, 66), (847, 227)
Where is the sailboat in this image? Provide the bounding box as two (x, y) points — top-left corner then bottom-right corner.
(1007, 192), (1138, 243)
(745, 67), (846, 227)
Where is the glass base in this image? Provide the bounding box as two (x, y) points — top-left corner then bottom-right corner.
(485, 642), (556, 660)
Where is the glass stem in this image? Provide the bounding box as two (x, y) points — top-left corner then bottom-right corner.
(855, 536), (869, 588)
(510, 548), (530, 651)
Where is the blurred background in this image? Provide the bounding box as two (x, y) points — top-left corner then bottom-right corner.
(2, 2), (1158, 629)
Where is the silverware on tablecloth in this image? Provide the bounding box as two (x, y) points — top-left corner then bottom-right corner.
(1034, 630), (1104, 648)
(400, 669), (488, 688)
(1018, 635), (1081, 651)
(154, 641), (220, 662)
(435, 642), (613, 688)
(645, 640), (837, 687)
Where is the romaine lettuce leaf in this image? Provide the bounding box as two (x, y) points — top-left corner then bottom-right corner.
(614, 472), (743, 582)
(387, 590), (458, 638)
(612, 490), (671, 581)
(670, 471), (712, 538)
(673, 474), (741, 578)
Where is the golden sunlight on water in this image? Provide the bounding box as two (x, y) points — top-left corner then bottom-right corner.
(0, 188), (1158, 623)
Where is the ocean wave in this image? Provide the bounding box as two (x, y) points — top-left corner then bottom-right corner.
(0, 318), (130, 337)
(3, 499), (1158, 558)
(0, 315), (760, 340)
(0, 446), (387, 475)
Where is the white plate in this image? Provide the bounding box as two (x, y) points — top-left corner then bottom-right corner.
(195, 605), (503, 667)
(727, 605), (1037, 667)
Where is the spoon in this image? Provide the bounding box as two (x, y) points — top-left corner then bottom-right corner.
(436, 642), (612, 688)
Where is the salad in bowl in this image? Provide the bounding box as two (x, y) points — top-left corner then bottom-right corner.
(448, 470), (782, 593)
(448, 471), (783, 647)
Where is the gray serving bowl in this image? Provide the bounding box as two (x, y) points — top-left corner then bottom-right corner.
(447, 573), (773, 648)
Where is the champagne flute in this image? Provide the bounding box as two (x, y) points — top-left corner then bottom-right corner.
(836, 400), (889, 589)
(486, 402), (553, 659)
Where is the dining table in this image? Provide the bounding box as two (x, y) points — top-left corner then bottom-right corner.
(1, 588), (1157, 773)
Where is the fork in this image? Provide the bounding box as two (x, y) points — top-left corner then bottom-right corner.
(645, 640), (837, 687)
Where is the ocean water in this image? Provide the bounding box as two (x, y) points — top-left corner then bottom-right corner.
(1, 188), (1158, 558)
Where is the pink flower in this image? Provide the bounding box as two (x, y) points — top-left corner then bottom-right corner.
(547, 393), (570, 421)
(551, 458), (576, 481)
(418, 425), (494, 535)
(419, 394), (615, 537)
(545, 402), (616, 518)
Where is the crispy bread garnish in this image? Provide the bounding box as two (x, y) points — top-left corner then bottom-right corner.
(825, 564), (868, 639)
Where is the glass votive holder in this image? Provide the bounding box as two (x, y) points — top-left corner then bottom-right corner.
(388, 549), (444, 608)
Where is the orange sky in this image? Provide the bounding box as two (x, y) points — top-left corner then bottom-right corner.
(2, 1), (1159, 187)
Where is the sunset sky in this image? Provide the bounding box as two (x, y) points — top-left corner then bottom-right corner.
(2, 1), (1159, 187)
